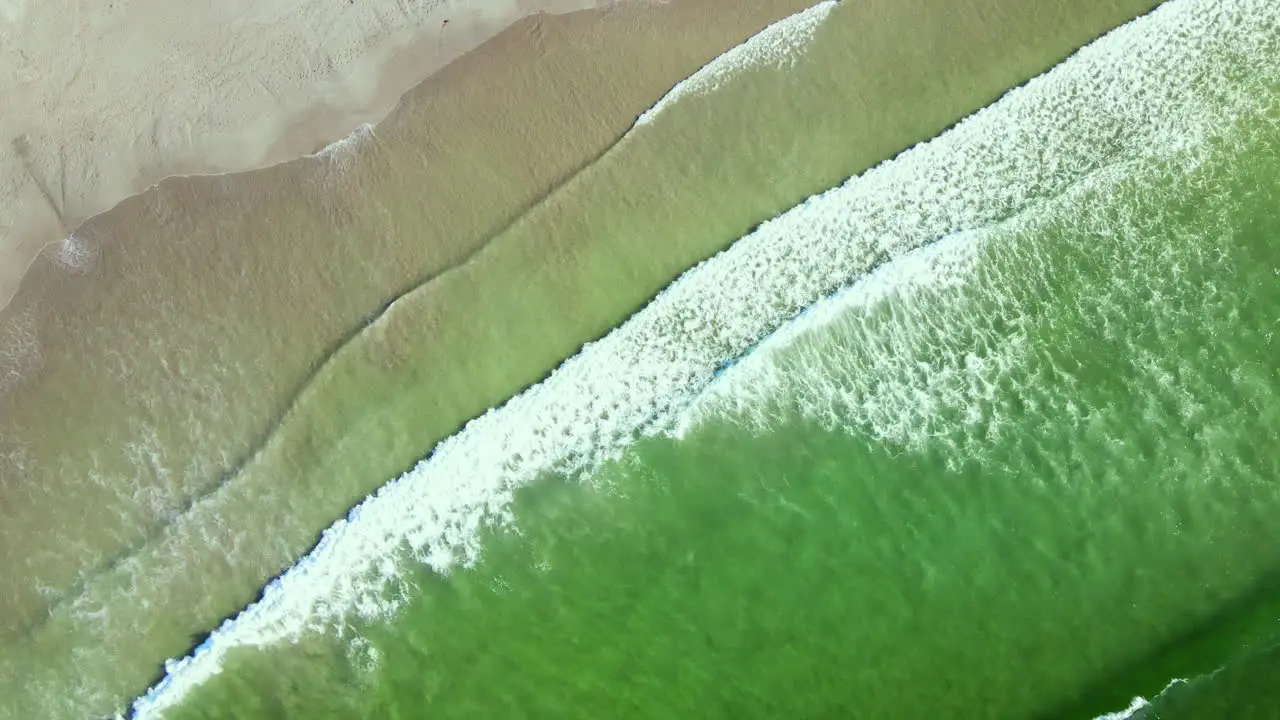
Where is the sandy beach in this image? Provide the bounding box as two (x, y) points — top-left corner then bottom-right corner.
(0, 0), (616, 310)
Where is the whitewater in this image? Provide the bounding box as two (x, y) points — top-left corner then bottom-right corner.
(128, 0), (1279, 716)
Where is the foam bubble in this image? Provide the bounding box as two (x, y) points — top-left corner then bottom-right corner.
(0, 430), (32, 492)
(676, 137), (1216, 449)
(676, 224), (1001, 442)
(0, 307), (42, 394)
(50, 232), (99, 274)
(1091, 679), (1187, 719)
(129, 0), (1279, 716)
(1094, 697), (1151, 720)
(309, 122), (376, 165)
(633, 1), (838, 127)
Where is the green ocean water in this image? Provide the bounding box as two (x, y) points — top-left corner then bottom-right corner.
(9, 1), (1192, 715)
(156, 18), (1280, 720)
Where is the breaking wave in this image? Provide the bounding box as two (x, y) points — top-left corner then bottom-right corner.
(129, 0), (1279, 716)
(633, 0), (837, 127)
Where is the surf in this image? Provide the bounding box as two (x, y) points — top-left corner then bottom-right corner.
(126, 0), (1280, 716)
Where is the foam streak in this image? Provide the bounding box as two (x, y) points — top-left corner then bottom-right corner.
(130, 0), (1279, 715)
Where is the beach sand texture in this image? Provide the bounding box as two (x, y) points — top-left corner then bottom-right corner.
(0, 0), (614, 311)
(0, 0), (1167, 716)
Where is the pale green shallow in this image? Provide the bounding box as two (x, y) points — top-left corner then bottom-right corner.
(163, 10), (1280, 719)
(12, 0), (1280, 716)
(3, 2), (1173, 717)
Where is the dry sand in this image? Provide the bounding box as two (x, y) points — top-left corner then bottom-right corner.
(0, 0), (614, 310)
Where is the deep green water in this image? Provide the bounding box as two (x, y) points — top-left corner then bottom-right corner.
(157, 35), (1280, 719)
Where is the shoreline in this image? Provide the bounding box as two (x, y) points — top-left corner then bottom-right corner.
(1, 1), (834, 714)
(127, 0), (1280, 712)
(9, 0), (840, 655)
(0, 0), (613, 312)
(0, 0), (1183, 715)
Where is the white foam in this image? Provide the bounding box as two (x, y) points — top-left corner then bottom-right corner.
(0, 307), (41, 395)
(50, 231), (99, 274)
(633, 1), (837, 127)
(674, 145), (1191, 449)
(1091, 678), (1187, 719)
(129, 0), (1279, 716)
(675, 224), (1002, 443)
(1094, 696), (1151, 720)
(309, 122), (376, 163)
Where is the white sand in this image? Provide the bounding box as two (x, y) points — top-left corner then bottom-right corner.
(0, 0), (611, 310)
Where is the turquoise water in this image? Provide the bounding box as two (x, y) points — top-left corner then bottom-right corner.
(128, 0), (1280, 717)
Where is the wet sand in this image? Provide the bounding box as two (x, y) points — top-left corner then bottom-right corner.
(0, 0), (1166, 716)
(0, 0), (617, 311)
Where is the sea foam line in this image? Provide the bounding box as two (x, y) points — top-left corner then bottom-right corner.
(1092, 679), (1187, 720)
(633, 0), (837, 127)
(129, 0), (1278, 716)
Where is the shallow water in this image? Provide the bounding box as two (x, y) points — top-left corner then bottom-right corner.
(6, 0), (1272, 716)
(138, 0), (1280, 716)
(163, 56), (1280, 717)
